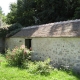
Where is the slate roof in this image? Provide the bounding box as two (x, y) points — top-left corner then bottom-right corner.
(12, 19), (80, 38)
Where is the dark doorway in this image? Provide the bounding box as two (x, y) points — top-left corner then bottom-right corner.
(25, 39), (32, 49)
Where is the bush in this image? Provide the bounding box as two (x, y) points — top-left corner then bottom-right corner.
(6, 45), (31, 67)
(6, 46), (53, 75)
(28, 59), (53, 75)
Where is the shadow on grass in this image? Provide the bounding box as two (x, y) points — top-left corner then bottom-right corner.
(72, 72), (80, 80)
(59, 68), (80, 80)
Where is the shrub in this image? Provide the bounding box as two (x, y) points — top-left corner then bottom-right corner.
(6, 46), (53, 75)
(6, 45), (31, 67)
(28, 59), (53, 75)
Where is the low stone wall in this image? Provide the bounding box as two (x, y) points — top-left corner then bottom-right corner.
(0, 38), (5, 52)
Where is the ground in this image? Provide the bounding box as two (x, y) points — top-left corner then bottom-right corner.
(0, 54), (80, 80)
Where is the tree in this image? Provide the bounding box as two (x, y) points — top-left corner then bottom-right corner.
(0, 6), (2, 15)
(6, 0), (80, 26)
(0, 6), (6, 26)
(6, 3), (17, 24)
(73, 0), (80, 19)
(17, 0), (35, 26)
(0, 6), (6, 21)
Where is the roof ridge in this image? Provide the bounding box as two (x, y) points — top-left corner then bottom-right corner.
(22, 19), (80, 30)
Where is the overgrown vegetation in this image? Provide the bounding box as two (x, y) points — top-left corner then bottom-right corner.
(0, 53), (80, 80)
(6, 45), (31, 67)
(7, 23), (22, 37)
(27, 59), (52, 75)
(6, 45), (52, 75)
(0, 27), (8, 37)
(0, 46), (80, 79)
(0, 6), (6, 23)
(0, 23), (22, 38)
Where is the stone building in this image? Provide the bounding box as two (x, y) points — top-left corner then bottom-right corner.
(5, 19), (80, 72)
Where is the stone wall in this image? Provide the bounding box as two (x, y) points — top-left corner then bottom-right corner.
(0, 38), (5, 52)
(6, 37), (80, 72)
(32, 38), (80, 72)
(5, 38), (25, 50)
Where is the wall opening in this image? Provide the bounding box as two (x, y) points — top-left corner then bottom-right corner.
(25, 39), (32, 49)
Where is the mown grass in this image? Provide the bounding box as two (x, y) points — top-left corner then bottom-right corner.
(0, 54), (80, 80)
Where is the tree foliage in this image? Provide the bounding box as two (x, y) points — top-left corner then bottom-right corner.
(6, 0), (80, 26)
(0, 6), (6, 23)
(0, 23), (22, 38)
(6, 3), (17, 24)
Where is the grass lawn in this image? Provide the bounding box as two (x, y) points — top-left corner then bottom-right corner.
(0, 54), (80, 80)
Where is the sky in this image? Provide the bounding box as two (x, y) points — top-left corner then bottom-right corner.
(0, 0), (17, 15)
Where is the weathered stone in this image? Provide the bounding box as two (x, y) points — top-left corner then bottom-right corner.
(73, 63), (80, 74)
(78, 56), (80, 59)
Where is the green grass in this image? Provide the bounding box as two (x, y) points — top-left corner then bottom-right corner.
(0, 54), (80, 80)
